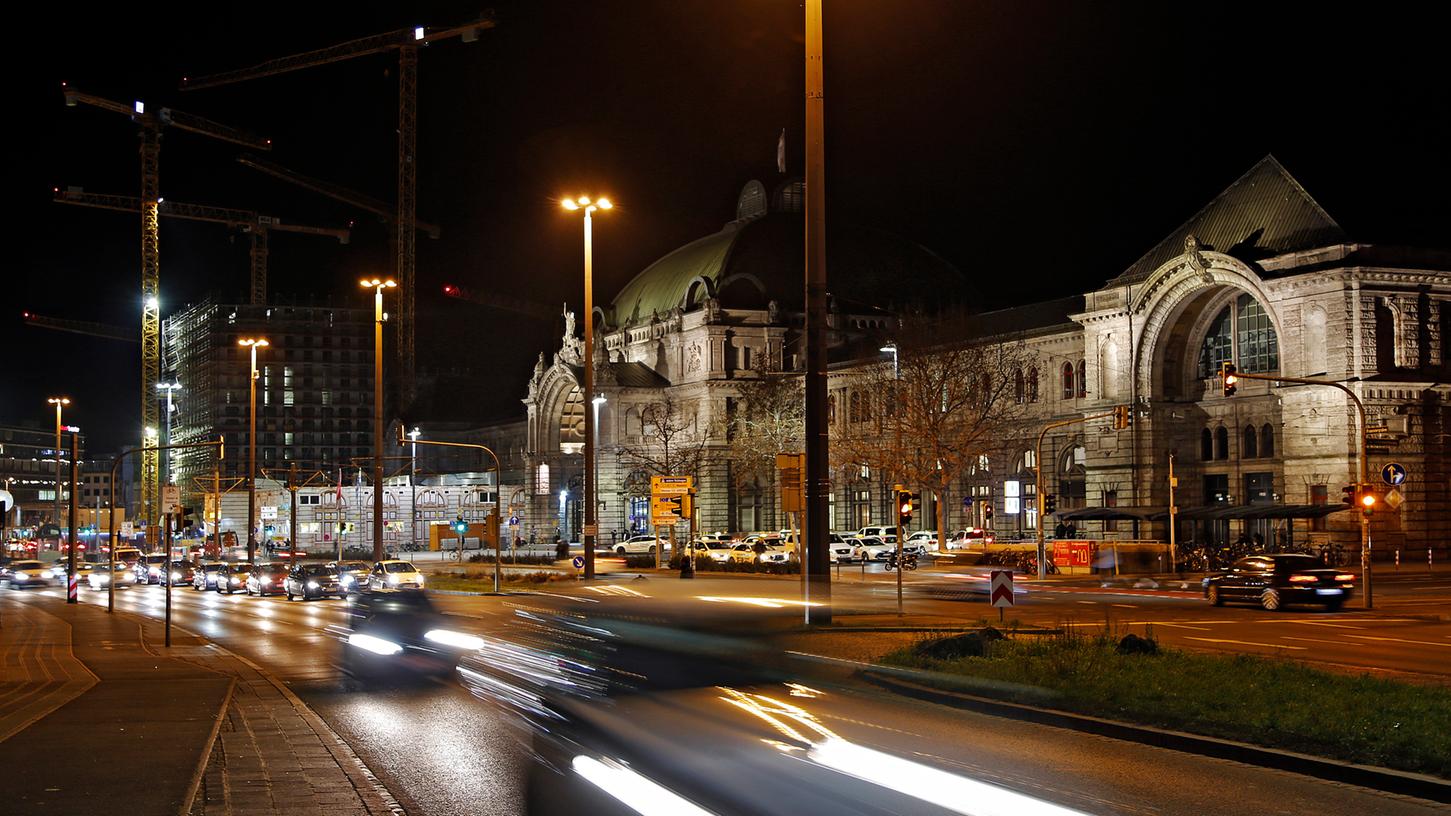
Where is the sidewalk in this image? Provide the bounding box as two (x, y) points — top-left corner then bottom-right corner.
(0, 594), (401, 816)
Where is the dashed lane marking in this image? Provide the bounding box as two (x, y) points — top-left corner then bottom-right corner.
(1280, 636), (1352, 646)
(1185, 637), (1307, 650)
(1345, 634), (1451, 648)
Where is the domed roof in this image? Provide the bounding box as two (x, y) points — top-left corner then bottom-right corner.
(607, 180), (966, 328)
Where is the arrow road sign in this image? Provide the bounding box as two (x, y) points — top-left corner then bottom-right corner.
(990, 570), (1015, 608)
(1381, 462), (1407, 487)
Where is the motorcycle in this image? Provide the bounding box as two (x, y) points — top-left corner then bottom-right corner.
(884, 551), (918, 571)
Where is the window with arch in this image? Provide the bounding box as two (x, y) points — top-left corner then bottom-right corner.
(1014, 369), (1025, 403)
(1214, 426), (1229, 460)
(828, 394), (837, 424)
(1060, 362), (1075, 400)
(1076, 360), (1087, 397)
(1026, 367), (1039, 403)
(1242, 425), (1258, 459)
(559, 387), (585, 444)
(849, 392), (862, 423)
(1060, 445), (1087, 503)
(535, 463), (550, 494)
(1200, 428), (1213, 461)
(1260, 423), (1275, 458)
(1199, 293), (1279, 377)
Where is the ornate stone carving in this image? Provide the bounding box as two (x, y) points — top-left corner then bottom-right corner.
(686, 343), (703, 373)
(559, 309), (583, 366)
(1184, 234), (1214, 284)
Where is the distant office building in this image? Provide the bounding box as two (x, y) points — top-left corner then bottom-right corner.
(0, 421), (83, 529)
(164, 299), (376, 506)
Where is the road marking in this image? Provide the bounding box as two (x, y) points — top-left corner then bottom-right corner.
(1075, 601), (1097, 605)
(1111, 604), (1138, 609)
(1282, 619), (1366, 630)
(1281, 636), (1351, 646)
(1185, 637), (1307, 650)
(1346, 634), (1451, 648)
(1152, 622), (1212, 631)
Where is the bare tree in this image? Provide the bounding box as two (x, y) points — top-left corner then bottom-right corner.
(724, 372), (805, 520)
(616, 395), (712, 564)
(838, 313), (1032, 546)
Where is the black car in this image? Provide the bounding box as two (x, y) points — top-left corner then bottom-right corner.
(328, 560), (371, 593)
(215, 562), (253, 594)
(1204, 553), (1355, 611)
(341, 589), (481, 678)
(161, 560), (197, 587)
(286, 563), (342, 600)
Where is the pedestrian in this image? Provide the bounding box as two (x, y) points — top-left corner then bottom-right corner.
(554, 535), (568, 561)
(1054, 521), (1068, 539)
(1065, 522), (1077, 540)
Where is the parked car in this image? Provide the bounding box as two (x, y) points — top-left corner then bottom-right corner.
(905, 530), (938, 550)
(286, 563), (343, 600)
(2, 560), (53, 588)
(828, 533), (856, 564)
(215, 562), (253, 594)
(727, 543), (760, 563)
(87, 563), (133, 590)
(161, 560), (197, 587)
(192, 563), (226, 591)
(851, 536), (898, 562)
(1204, 554), (1355, 611)
(851, 526), (897, 540)
(134, 553), (169, 584)
(687, 540), (735, 563)
(755, 544), (793, 564)
(610, 535), (664, 555)
(368, 560), (426, 590)
(246, 563), (289, 596)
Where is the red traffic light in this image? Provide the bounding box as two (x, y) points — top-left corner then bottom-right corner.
(442, 284), (458, 295)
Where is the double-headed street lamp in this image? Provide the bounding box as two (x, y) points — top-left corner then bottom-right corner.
(47, 397), (71, 541)
(361, 278), (397, 562)
(156, 381), (182, 487)
(239, 338), (269, 564)
(562, 195), (611, 578)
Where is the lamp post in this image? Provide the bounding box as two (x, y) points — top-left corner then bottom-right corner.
(562, 194), (611, 579)
(360, 278), (397, 562)
(592, 394), (606, 548)
(47, 397), (70, 544)
(239, 338), (269, 565)
(156, 381), (181, 488)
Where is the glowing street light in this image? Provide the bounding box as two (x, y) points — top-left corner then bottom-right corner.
(238, 338), (269, 564)
(46, 397), (71, 545)
(562, 194), (612, 578)
(360, 278), (397, 562)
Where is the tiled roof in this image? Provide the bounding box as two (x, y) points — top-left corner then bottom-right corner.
(965, 294), (1084, 339)
(1109, 155), (1345, 285)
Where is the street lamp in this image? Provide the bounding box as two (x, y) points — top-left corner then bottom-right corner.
(562, 194), (611, 579)
(360, 278), (397, 562)
(47, 397), (71, 543)
(156, 381), (182, 488)
(408, 427), (421, 552)
(239, 338), (269, 565)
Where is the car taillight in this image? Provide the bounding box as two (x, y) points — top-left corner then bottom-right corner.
(1289, 574), (1318, 583)
(1335, 573), (1355, 582)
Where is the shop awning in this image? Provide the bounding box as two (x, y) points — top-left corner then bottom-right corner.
(1054, 506), (1167, 522)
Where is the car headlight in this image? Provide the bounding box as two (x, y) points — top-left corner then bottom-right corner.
(347, 632), (403, 656)
(307, 581), (319, 589)
(387, 575), (399, 584)
(231, 576), (241, 584)
(424, 629), (485, 650)
(150, 566), (160, 575)
(416, 575), (424, 585)
(171, 572), (182, 581)
(16, 573), (29, 581)
(341, 575), (355, 585)
(261, 577), (271, 585)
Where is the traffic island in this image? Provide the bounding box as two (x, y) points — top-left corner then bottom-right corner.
(871, 628), (1451, 783)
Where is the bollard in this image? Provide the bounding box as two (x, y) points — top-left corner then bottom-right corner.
(68, 572), (78, 603)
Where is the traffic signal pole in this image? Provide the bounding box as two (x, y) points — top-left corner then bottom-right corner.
(401, 431), (503, 593)
(1220, 367), (1373, 607)
(1035, 408), (1124, 579)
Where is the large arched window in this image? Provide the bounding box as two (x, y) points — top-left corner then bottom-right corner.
(1260, 424), (1275, 458)
(1014, 368), (1025, 403)
(1059, 445), (1087, 504)
(1076, 360), (1087, 397)
(1199, 294), (1279, 377)
(1200, 428), (1214, 461)
(828, 395), (836, 424)
(1026, 367), (1039, 403)
(1243, 425), (1258, 459)
(1061, 363), (1075, 400)
(849, 392), (862, 423)
(1215, 426), (1229, 460)
(559, 387), (585, 447)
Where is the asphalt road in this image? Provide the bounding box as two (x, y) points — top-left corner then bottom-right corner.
(11, 576), (1448, 815)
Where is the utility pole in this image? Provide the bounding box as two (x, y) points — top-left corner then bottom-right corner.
(288, 462), (299, 565)
(67, 432), (79, 604)
(212, 454), (221, 559)
(1168, 453), (1179, 575)
(803, 0), (832, 622)
(1036, 407), (1127, 579)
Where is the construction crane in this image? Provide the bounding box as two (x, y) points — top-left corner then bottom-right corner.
(441, 284), (558, 323)
(21, 312), (137, 343)
(54, 188), (351, 305)
(61, 83), (271, 532)
(181, 15), (497, 406)
(236, 155), (440, 238)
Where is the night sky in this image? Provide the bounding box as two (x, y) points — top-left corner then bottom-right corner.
(11, 1), (1449, 452)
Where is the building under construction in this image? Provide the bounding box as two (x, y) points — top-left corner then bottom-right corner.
(164, 298), (375, 504)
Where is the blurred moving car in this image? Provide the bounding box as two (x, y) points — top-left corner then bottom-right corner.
(756, 544), (793, 564)
(367, 560), (425, 590)
(111, 547), (143, 570)
(340, 589), (481, 678)
(1204, 554), (1355, 611)
(192, 563), (226, 591)
(329, 560), (371, 592)
(86, 563), (132, 590)
(246, 563), (289, 596)
(944, 528), (995, 550)
(286, 563), (343, 600)
(161, 560), (197, 587)
(216, 562), (253, 594)
(134, 553), (168, 584)
(2, 560), (53, 588)
(905, 530), (938, 552)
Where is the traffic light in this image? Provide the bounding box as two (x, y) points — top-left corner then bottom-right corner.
(1044, 493), (1057, 515)
(984, 505), (994, 523)
(1111, 405), (1131, 430)
(1359, 485), (1379, 516)
(1221, 362), (1238, 397)
(682, 488), (695, 520)
(451, 516), (468, 534)
(1341, 484), (1358, 509)
(179, 506), (195, 530)
(897, 489), (914, 526)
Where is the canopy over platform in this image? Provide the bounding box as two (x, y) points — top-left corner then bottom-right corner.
(1055, 504), (1347, 522)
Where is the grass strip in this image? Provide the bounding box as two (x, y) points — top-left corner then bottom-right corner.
(881, 630), (1451, 778)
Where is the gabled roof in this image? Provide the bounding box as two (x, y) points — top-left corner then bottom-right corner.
(1109, 156), (1346, 286)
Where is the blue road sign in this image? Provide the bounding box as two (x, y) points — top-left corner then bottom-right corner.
(1381, 462), (1407, 486)
(509, 515), (520, 526)
(961, 496), (973, 508)
(571, 555), (585, 569)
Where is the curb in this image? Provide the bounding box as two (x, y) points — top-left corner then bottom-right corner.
(862, 672), (1451, 803)
(177, 676), (236, 816)
(809, 626), (1063, 635)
